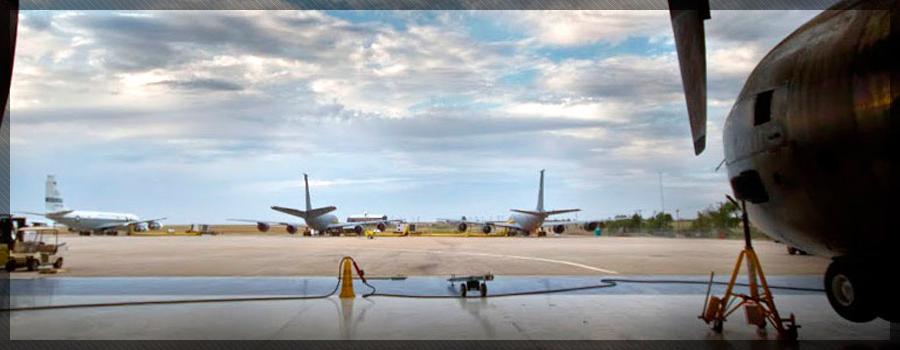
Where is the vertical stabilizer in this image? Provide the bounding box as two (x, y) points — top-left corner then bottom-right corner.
(45, 175), (65, 212)
(536, 169), (545, 212)
(304, 173), (312, 213)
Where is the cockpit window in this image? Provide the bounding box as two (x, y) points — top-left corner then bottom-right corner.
(754, 90), (774, 125)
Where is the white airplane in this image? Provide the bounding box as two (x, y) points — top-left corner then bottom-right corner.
(449, 170), (600, 236)
(20, 175), (165, 235)
(230, 173), (398, 236)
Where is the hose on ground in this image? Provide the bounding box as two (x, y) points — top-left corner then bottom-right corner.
(600, 278), (825, 293)
(0, 259), (348, 312)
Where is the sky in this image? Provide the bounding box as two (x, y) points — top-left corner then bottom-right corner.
(9, 10), (821, 224)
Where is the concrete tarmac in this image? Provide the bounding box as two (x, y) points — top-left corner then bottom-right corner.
(6, 276), (892, 340)
(7, 235), (830, 277)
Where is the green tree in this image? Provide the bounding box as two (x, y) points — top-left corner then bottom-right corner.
(646, 212), (674, 231)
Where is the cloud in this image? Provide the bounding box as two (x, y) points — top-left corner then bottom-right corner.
(509, 11), (670, 46)
(150, 78), (243, 91)
(9, 10), (820, 222)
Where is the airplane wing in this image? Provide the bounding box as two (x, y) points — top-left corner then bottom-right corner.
(487, 222), (522, 230)
(94, 217), (167, 230)
(541, 220), (596, 228)
(16, 210), (74, 217)
(227, 219), (301, 227)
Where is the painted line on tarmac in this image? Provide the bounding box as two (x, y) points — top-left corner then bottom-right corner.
(362, 247), (619, 274)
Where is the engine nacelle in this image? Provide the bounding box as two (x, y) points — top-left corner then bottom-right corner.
(582, 222), (599, 231)
(257, 222), (270, 232)
(376, 223), (386, 232)
(286, 225), (298, 234)
(553, 225), (566, 234)
(148, 221), (163, 230)
(353, 225), (364, 235)
(457, 223), (468, 232)
(482, 225), (493, 234)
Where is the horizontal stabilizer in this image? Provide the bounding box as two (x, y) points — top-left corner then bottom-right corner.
(510, 209), (545, 216)
(542, 208), (581, 216)
(271, 206), (308, 218)
(307, 206), (337, 218)
(511, 208), (580, 217)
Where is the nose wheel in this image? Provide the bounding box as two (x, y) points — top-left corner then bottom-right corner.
(824, 258), (876, 322)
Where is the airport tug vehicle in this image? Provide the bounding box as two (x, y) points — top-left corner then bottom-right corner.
(450, 274), (494, 297)
(5, 227), (67, 272)
(699, 196), (798, 339)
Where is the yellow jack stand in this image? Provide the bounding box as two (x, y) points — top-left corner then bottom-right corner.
(699, 197), (799, 340)
(339, 257), (356, 298)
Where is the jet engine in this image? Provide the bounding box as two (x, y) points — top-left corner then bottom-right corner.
(148, 221), (163, 230)
(482, 225), (492, 234)
(553, 225), (566, 234)
(353, 225), (364, 235)
(257, 222), (270, 232)
(583, 222), (599, 231)
(376, 223), (387, 232)
(457, 223), (468, 232)
(286, 225), (298, 234)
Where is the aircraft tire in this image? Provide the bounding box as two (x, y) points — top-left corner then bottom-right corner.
(26, 258), (38, 271)
(825, 258), (877, 323)
(53, 258), (64, 269)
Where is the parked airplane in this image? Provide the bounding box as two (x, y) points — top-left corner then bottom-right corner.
(230, 173), (397, 236)
(20, 175), (165, 235)
(449, 170), (599, 236)
(668, 0), (896, 322)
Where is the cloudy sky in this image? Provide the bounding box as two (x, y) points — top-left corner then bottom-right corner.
(10, 10), (820, 224)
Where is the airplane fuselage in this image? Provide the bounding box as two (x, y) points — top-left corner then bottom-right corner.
(47, 210), (139, 232)
(305, 213), (340, 232)
(509, 213), (545, 233)
(723, 2), (895, 259)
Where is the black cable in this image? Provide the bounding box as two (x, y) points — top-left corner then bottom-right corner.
(1, 257), (352, 313)
(363, 281), (619, 299)
(600, 278), (825, 292)
(1, 259), (824, 311)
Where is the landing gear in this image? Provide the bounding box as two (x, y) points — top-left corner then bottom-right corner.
(824, 257), (876, 322)
(79, 231), (91, 236)
(26, 258), (39, 271)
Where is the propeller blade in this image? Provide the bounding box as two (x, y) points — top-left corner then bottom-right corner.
(668, 0), (710, 155)
(2, 0), (19, 119)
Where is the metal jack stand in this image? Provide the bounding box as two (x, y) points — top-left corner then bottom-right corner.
(699, 195), (799, 340)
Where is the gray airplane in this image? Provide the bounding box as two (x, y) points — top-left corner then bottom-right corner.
(668, 0), (896, 322)
(231, 173), (396, 235)
(451, 170), (599, 236)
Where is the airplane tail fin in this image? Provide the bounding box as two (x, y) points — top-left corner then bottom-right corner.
(45, 175), (66, 213)
(537, 169), (545, 212)
(303, 173), (312, 212)
(271, 173), (337, 220)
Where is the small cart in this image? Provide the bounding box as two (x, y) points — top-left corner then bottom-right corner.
(450, 274), (494, 297)
(5, 227), (67, 272)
